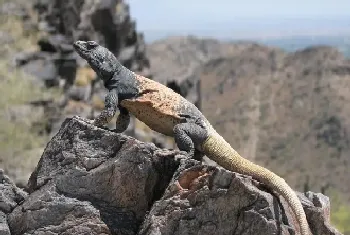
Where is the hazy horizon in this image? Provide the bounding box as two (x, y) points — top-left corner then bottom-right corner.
(127, 0), (350, 42)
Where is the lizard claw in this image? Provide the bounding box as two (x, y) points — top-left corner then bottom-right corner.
(92, 123), (110, 131)
(188, 149), (195, 159)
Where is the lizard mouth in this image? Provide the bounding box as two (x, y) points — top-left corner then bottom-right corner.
(73, 41), (92, 61)
(73, 41), (87, 52)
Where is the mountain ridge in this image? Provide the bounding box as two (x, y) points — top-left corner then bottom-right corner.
(147, 36), (350, 208)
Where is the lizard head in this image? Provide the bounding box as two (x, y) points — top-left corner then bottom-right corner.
(73, 40), (119, 81)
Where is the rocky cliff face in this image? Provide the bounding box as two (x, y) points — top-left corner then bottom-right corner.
(0, 116), (342, 235)
(18, 0), (151, 88)
(12, 0), (178, 150)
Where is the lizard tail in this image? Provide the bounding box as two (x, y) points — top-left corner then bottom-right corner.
(202, 132), (311, 235)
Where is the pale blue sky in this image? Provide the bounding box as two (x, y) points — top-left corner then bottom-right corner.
(127, 0), (350, 40)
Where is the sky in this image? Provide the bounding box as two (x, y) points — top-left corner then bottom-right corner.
(127, 0), (350, 40)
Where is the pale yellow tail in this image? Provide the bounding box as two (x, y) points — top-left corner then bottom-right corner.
(202, 132), (311, 235)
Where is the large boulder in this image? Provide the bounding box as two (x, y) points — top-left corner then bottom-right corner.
(0, 116), (343, 234)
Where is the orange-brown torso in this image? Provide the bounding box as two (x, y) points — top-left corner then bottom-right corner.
(120, 74), (183, 136)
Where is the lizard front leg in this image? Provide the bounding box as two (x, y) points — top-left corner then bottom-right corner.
(93, 89), (118, 127)
(113, 105), (130, 133)
(93, 89), (131, 133)
(173, 122), (208, 160)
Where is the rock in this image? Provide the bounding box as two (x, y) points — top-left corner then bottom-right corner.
(14, 51), (60, 87)
(139, 163), (342, 235)
(1, 116), (342, 234)
(17, 0), (154, 147)
(29, 0), (150, 79)
(303, 192), (343, 235)
(0, 169), (27, 214)
(23, 116), (183, 234)
(58, 51), (78, 90)
(37, 34), (71, 52)
(89, 0), (119, 50)
(8, 183), (112, 235)
(0, 211), (10, 235)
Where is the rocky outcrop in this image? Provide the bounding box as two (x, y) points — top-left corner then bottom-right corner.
(17, 0), (150, 89)
(0, 170), (27, 235)
(12, 0), (156, 144)
(1, 0), (173, 187)
(0, 116), (342, 234)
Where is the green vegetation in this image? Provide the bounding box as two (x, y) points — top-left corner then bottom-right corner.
(329, 191), (350, 235)
(0, 61), (46, 166)
(0, 2), (60, 181)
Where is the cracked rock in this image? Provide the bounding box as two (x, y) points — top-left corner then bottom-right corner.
(139, 162), (343, 235)
(2, 116), (343, 234)
(0, 170), (27, 214)
(20, 116), (183, 234)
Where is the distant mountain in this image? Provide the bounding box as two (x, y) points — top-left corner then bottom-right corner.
(147, 36), (350, 206)
(258, 35), (350, 57)
(142, 15), (350, 57)
(146, 33), (350, 58)
(199, 44), (350, 203)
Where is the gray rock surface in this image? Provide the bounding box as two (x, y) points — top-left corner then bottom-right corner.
(24, 0), (151, 88)
(0, 170), (27, 235)
(0, 211), (10, 235)
(139, 163), (343, 235)
(0, 116), (343, 234)
(16, 116), (183, 234)
(14, 51), (61, 87)
(0, 170), (27, 214)
(8, 183), (111, 235)
(15, 0), (153, 142)
(303, 192), (343, 235)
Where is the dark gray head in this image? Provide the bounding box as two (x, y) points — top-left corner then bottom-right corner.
(73, 40), (120, 81)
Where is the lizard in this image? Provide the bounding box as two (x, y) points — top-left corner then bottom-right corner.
(73, 40), (311, 235)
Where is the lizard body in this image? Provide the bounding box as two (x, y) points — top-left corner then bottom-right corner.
(73, 40), (311, 235)
(120, 74), (184, 136)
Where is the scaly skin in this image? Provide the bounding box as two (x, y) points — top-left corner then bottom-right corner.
(73, 40), (311, 235)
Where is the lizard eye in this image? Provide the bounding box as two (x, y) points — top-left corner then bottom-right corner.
(86, 41), (98, 50)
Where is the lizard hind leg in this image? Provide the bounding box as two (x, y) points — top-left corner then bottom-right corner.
(173, 122), (209, 159)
